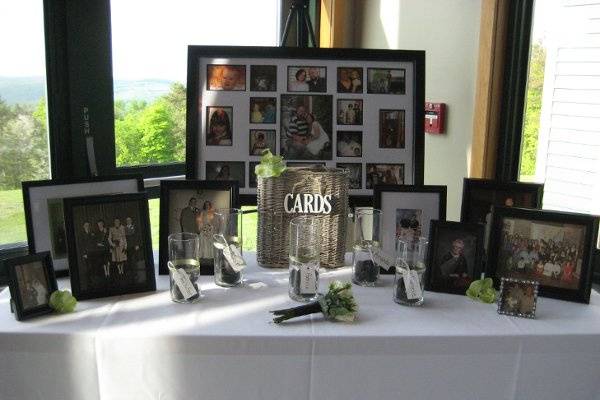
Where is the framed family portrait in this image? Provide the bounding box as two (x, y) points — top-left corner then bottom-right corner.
(63, 193), (155, 300)
(460, 178), (544, 252)
(158, 180), (239, 275)
(497, 277), (539, 319)
(6, 252), (58, 321)
(374, 185), (447, 271)
(425, 221), (484, 295)
(186, 46), (425, 201)
(22, 175), (144, 275)
(487, 206), (599, 303)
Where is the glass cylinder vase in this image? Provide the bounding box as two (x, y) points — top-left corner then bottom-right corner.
(288, 216), (321, 302)
(352, 208), (382, 286)
(394, 237), (428, 306)
(168, 232), (201, 303)
(213, 208), (244, 287)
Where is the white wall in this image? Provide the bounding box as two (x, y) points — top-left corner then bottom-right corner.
(355, 0), (482, 220)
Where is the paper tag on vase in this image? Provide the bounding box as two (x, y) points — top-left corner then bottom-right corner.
(368, 246), (396, 271)
(223, 244), (246, 273)
(403, 270), (423, 300)
(170, 265), (198, 300)
(300, 264), (317, 294)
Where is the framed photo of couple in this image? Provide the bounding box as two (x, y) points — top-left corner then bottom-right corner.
(186, 46), (425, 200)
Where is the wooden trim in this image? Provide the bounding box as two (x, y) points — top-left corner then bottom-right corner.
(470, 0), (509, 178)
(319, 0), (347, 47)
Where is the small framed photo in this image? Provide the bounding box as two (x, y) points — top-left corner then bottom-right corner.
(249, 162), (260, 188)
(206, 106), (233, 146)
(379, 109), (405, 148)
(498, 278), (539, 319)
(487, 206), (599, 303)
(460, 178), (544, 252)
(425, 221), (484, 294)
(367, 68), (406, 94)
(158, 180), (239, 275)
(63, 193), (155, 300)
(249, 129), (276, 156)
(6, 252), (58, 321)
(206, 64), (246, 91)
(337, 67), (363, 93)
(337, 163), (362, 189)
(205, 161), (246, 188)
(280, 94), (333, 160)
(336, 131), (362, 157)
(287, 66), (327, 92)
(374, 185), (447, 267)
(22, 175), (144, 274)
(337, 99), (363, 125)
(249, 97), (276, 124)
(250, 65), (277, 91)
(366, 163), (404, 189)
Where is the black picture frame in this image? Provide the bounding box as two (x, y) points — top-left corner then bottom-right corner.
(186, 45), (425, 205)
(487, 206), (599, 304)
(22, 175), (144, 276)
(497, 277), (539, 319)
(63, 192), (156, 300)
(374, 184), (447, 274)
(158, 180), (239, 275)
(460, 178), (544, 224)
(425, 220), (485, 295)
(6, 252), (58, 321)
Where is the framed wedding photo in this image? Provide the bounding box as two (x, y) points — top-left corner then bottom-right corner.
(425, 221), (484, 295)
(186, 46), (425, 200)
(63, 192), (155, 300)
(158, 180), (239, 275)
(22, 175), (144, 275)
(374, 185), (447, 269)
(6, 252), (57, 321)
(497, 278), (539, 319)
(487, 207), (599, 303)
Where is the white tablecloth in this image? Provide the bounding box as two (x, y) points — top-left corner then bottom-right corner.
(1, 252), (600, 400)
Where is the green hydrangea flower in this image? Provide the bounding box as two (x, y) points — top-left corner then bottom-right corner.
(466, 278), (496, 304)
(49, 290), (77, 313)
(255, 149), (286, 178)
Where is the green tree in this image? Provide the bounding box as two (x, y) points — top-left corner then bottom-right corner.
(520, 42), (546, 177)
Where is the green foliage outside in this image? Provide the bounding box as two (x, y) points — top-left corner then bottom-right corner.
(520, 42), (546, 178)
(115, 82), (186, 166)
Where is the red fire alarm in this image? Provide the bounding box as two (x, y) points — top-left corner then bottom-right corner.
(425, 102), (446, 134)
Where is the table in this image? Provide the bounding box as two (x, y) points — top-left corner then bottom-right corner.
(1, 252), (600, 400)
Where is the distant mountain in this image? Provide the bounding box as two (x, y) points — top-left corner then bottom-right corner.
(0, 76), (177, 105)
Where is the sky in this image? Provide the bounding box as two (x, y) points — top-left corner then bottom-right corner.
(0, 0), (280, 82)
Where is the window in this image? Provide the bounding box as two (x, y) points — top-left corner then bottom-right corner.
(110, 0), (280, 170)
(0, 1), (51, 248)
(519, 0), (600, 217)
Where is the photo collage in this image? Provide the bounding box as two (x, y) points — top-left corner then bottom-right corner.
(199, 61), (412, 194)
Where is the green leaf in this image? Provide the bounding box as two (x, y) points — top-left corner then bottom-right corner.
(49, 290), (77, 313)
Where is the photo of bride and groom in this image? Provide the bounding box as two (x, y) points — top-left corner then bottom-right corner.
(280, 94), (333, 160)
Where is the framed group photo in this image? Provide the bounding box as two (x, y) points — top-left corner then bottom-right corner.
(487, 206), (599, 303)
(374, 185), (447, 271)
(425, 221), (484, 295)
(22, 175), (144, 275)
(158, 180), (239, 275)
(5, 252), (58, 321)
(63, 192), (155, 300)
(186, 46), (425, 201)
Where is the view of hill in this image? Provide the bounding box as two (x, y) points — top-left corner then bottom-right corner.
(0, 76), (176, 104)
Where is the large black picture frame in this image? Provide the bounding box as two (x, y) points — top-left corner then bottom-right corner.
(6, 252), (58, 321)
(487, 206), (599, 304)
(22, 175), (144, 275)
(186, 46), (425, 205)
(158, 180), (239, 275)
(63, 192), (156, 300)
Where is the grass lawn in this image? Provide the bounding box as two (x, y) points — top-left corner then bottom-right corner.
(0, 189), (27, 245)
(1, 191), (258, 252)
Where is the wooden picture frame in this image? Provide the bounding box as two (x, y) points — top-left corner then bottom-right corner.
(425, 221), (485, 295)
(158, 180), (239, 275)
(22, 175), (144, 275)
(487, 206), (599, 303)
(186, 46), (425, 204)
(6, 252), (58, 321)
(63, 192), (155, 300)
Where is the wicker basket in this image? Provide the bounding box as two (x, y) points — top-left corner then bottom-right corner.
(257, 166), (349, 268)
